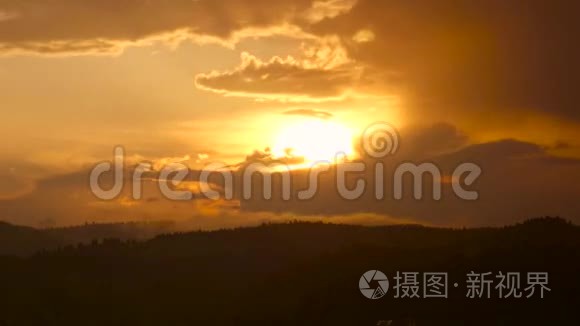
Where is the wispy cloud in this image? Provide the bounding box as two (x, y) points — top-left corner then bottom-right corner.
(283, 109), (333, 119)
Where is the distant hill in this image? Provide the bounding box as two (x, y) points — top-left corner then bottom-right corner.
(0, 221), (56, 256)
(0, 220), (176, 256)
(0, 217), (578, 325)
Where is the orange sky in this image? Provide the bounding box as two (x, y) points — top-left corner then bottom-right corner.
(1, 0), (579, 228)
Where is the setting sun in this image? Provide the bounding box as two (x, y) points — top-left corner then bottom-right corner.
(272, 120), (355, 163)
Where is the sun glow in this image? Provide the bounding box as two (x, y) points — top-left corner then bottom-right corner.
(272, 120), (355, 163)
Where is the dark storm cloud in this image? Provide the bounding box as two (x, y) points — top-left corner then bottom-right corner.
(396, 123), (470, 158)
(309, 0), (580, 121)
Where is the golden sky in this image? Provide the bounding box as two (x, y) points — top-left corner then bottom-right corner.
(1, 0), (579, 227)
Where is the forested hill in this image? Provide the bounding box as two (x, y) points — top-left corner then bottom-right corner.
(0, 217), (578, 325)
(0, 220), (176, 256)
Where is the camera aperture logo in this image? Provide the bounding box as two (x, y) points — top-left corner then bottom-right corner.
(359, 270), (389, 299)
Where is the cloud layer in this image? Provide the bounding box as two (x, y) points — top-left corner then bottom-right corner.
(5, 0), (577, 125)
(195, 52), (360, 101)
(0, 0), (329, 54)
(310, 0), (580, 121)
(2, 123), (579, 228)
